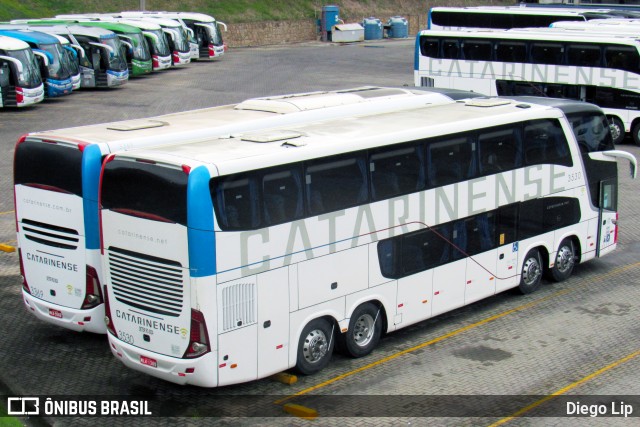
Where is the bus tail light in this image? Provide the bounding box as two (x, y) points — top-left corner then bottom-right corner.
(172, 52), (180, 63)
(82, 265), (103, 309)
(183, 309), (211, 359)
(208, 44), (214, 57)
(103, 285), (117, 337)
(152, 55), (159, 69)
(614, 212), (619, 244)
(18, 249), (30, 293)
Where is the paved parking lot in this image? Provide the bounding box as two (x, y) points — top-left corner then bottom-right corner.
(1, 39), (639, 426)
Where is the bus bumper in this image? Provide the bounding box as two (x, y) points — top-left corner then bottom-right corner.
(22, 289), (106, 334)
(108, 336), (218, 387)
(17, 85), (45, 107)
(46, 79), (73, 97)
(107, 69), (129, 86)
(172, 51), (191, 66)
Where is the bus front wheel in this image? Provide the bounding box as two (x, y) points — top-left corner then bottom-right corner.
(632, 122), (640, 146)
(518, 249), (543, 294)
(295, 318), (334, 375)
(548, 238), (576, 282)
(340, 302), (382, 358)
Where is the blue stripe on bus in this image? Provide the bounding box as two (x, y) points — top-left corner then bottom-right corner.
(187, 166), (216, 277)
(82, 144), (103, 250)
(414, 33), (420, 71)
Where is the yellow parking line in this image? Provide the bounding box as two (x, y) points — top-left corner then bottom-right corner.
(0, 210), (14, 216)
(276, 261), (640, 405)
(487, 349), (640, 426)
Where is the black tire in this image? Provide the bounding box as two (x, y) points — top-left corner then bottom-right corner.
(518, 249), (543, 295)
(340, 302), (383, 358)
(295, 318), (334, 375)
(609, 116), (625, 145)
(632, 121), (640, 147)
(548, 238), (576, 283)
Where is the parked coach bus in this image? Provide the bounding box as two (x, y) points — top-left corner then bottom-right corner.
(0, 29), (73, 97)
(16, 24), (130, 88)
(0, 35), (44, 107)
(14, 87), (478, 334)
(119, 11), (227, 60)
(414, 28), (640, 145)
(98, 97), (636, 387)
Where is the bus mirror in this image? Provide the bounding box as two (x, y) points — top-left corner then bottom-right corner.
(64, 45), (78, 59)
(89, 42), (114, 57)
(0, 55), (24, 80)
(120, 40), (133, 55)
(143, 31), (159, 44)
(602, 150), (638, 179)
(32, 50), (50, 67)
(162, 28), (176, 41)
(71, 43), (85, 59)
(218, 21), (228, 32)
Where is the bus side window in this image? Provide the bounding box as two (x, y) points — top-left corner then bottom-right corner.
(567, 44), (601, 68)
(462, 39), (493, 61)
(427, 135), (474, 187)
(524, 119), (572, 167)
(421, 37), (440, 58)
(543, 197), (581, 230)
(478, 126), (522, 175)
(496, 204), (518, 246)
(495, 41), (527, 63)
(305, 154), (368, 215)
(518, 198), (544, 241)
(605, 46), (639, 73)
(370, 145), (424, 201)
(401, 225), (450, 276)
(213, 175), (260, 230)
(442, 39), (460, 59)
(464, 212), (496, 257)
(262, 167), (303, 226)
(530, 42), (564, 65)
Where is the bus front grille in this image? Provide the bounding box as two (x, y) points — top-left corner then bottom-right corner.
(108, 247), (184, 317)
(21, 219), (79, 250)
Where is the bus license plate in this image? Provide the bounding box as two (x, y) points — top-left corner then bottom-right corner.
(140, 356), (157, 368)
(49, 308), (63, 318)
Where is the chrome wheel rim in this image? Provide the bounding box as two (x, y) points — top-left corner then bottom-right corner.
(556, 245), (574, 274)
(353, 313), (375, 347)
(303, 328), (328, 364)
(522, 256), (541, 286)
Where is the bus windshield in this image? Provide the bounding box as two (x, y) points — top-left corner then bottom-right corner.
(6, 48), (42, 87)
(147, 29), (170, 56)
(101, 36), (128, 70)
(197, 23), (221, 45)
(101, 160), (188, 226)
(39, 43), (71, 80)
(127, 32), (151, 61)
(171, 27), (190, 52)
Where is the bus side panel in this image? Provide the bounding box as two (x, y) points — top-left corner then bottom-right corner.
(257, 267), (290, 378)
(495, 243), (519, 294)
(464, 250), (498, 305)
(217, 325), (258, 387)
(431, 259), (466, 317)
(397, 271), (433, 329)
(297, 246), (368, 309)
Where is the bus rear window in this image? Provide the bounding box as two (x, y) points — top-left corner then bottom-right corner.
(101, 160), (188, 225)
(14, 139), (83, 196)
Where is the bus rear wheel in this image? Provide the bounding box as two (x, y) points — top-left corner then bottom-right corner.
(548, 238), (576, 282)
(340, 302), (382, 358)
(609, 117), (625, 145)
(295, 318), (334, 375)
(518, 249), (543, 294)
(632, 122), (640, 146)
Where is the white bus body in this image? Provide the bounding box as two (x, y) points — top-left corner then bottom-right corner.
(121, 17), (193, 65)
(14, 86), (478, 334)
(414, 28), (640, 145)
(0, 35), (44, 107)
(100, 97), (636, 387)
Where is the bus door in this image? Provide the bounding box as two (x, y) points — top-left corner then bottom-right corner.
(596, 177), (617, 257)
(0, 62), (9, 106)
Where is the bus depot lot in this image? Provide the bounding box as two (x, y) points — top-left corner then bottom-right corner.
(1, 40), (639, 426)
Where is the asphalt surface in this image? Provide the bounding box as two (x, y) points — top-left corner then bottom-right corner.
(0, 39), (639, 426)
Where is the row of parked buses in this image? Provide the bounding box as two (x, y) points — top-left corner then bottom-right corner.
(416, 5), (640, 145)
(0, 11), (227, 108)
(14, 85), (636, 387)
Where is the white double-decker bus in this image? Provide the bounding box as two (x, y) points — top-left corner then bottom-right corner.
(414, 28), (640, 145)
(14, 86), (477, 335)
(99, 97), (635, 387)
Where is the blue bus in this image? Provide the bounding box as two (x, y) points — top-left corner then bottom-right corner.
(0, 29), (73, 97)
